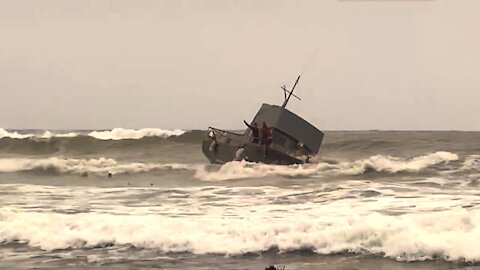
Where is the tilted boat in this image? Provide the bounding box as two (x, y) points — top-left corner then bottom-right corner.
(202, 75), (324, 165)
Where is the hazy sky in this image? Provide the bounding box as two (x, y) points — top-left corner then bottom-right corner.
(1, 0), (479, 130)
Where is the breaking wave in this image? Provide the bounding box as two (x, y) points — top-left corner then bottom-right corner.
(460, 155), (480, 172)
(0, 129), (77, 139)
(195, 151), (459, 181)
(0, 152), (459, 179)
(2, 206), (480, 262)
(0, 129), (202, 155)
(0, 157), (195, 176)
(88, 128), (185, 140)
(0, 128), (185, 140)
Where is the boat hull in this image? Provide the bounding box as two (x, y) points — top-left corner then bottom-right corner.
(201, 137), (303, 165)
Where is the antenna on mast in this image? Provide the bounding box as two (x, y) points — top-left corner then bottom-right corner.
(281, 75), (301, 108)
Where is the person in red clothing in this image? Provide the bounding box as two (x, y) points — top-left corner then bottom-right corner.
(260, 122), (273, 157)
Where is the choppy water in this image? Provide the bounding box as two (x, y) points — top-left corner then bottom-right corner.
(1, 128), (480, 269)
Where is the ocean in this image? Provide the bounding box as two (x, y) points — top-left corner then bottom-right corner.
(1, 128), (480, 270)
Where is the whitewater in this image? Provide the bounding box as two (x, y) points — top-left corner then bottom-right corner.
(1, 128), (480, 270)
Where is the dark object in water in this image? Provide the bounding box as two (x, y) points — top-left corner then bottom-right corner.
(264, 265), (284, 270)
(202, 75), (324, 165)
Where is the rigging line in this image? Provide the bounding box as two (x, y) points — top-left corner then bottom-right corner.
(300, 48), (319, 76)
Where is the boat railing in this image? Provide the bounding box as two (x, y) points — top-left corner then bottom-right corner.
(206, 127), (246, 146)
(207, 127), (244, 137)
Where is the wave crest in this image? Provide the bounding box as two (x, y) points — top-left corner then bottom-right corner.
(195, 151), (459, 181)
(1, 208), (480, 262)
(0, 128), (185, 140)
(460, 155), (480, 172)
(341, 151), (459, 175)
(0, 152), (459, 179)
(88, 128), (185, 140)
(0, 157), (193, 176)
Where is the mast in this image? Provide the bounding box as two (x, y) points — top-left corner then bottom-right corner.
(281, 75), (301, 108)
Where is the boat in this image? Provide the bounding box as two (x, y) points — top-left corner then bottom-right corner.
(201, 75), (324, 165)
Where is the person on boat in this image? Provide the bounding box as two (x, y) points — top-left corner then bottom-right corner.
(260, 122), (273, 157)
(208, 130), (217, 152)
(244, 120), (260, 144)
(234, 144), (246, 161)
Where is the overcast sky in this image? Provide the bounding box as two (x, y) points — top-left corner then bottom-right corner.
(0, 0), (479, 130)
